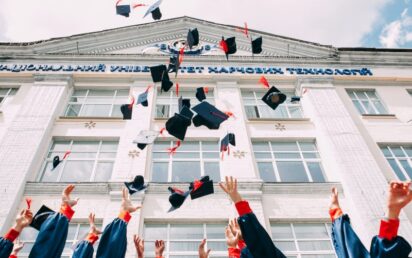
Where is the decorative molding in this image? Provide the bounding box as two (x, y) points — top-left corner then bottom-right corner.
(58, 116), (123, 122)
(128, 149), (140, 158)
(233, 150), (246, 159)
(84, 121), (96, 129)
(275, 123), (286, 131)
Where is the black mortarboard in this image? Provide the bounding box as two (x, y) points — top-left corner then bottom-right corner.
(53, 156), (61, 169)
(133, 130), (159, 150)
(187, 28), (199, 49)
(195, 87), (207, 102)
(221, 133), (236, 151)
(120, 104), (133, 120)
(192, 101), (229, 130)
(136, 91), (149, 107)
(168, 55), (180, 78)
(124, 175), (147, 195)
(150, 65), (167, 83)
(168, 187), (190, 212)
(30, 205), (55, 231)
(261, 86), (287, 110)
(116, 5), (131, 17)
(179, 106), (194, 121)
(166, 113), (192, 140)
(251, 36), (263, 54)
(220, 37), (237, 60)
(178, 96), (191, 112)
(143, 0), (163, 20)
(161, 72), (174, 92)
(189, 176), (214, 200)
(291, 96), (301, 103)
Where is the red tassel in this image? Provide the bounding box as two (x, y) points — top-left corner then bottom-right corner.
(228, 146), (230, 156)
(173, 187), (185, 195)
(259, 76), (270, 88)
(159, 128), (166, 136)
(25, 197), (32, 210)
(236, 22), (249, 38)
(204, 87), (209, 94)
(303, 88), (308, 95)
(132, 3), (146, 9)
(221, 151), (224, 160)
(179, 48), (184, 64)
(145, 85), (152, 93)
(176, 83), (179, 97)
(220, 39), (228, 53)
(193, 180), (203, 191)
(225, 111), (235, 118)
(62, 151), (71, 160)
(128, 96), (135, 110)
(167, 140), (181, 155)
(115, 0), (122, 5)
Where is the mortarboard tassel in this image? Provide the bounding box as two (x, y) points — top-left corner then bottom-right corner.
(235, 22), (249, 38)
(145, 85), (152, 93)
(204, 87), (209, 94)
(62, 151), (71, 160)
(178, 47), (184, 64)
(192, 180), (204, 191)
(172, 187), (185, 195)
(219, 38), (229, 54)
(132, 3), (146, 9)
(116, 0), (123, 5)
(225, 111), (235, 119)
(128, 96), (135, 110)
(26, 197), (32, 210)
(175, 83), (179, 97)
(167, 140), (181, 155)
(303, 88), (308, 95)
(259, 76), (270, 88)
(159, 127), (166, 136)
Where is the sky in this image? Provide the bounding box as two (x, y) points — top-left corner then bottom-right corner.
(0, 0), (411, 48)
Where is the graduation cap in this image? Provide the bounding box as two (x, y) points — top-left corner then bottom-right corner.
(220, 37), (237, 60)
(161, 72), (173, 92)
(133, 130), (159, 150)
(52, 151), (71, 170)
(178, 96), (191, 112)
(120, 104), (133, 120)
(251, 36), (263, 54)
(192, 101), (229, 130)
(195, 87), (208, 102)
(30, 205), (55, 231)
(290, 96), (301, 103)
(124, 175), (147, 195)
(221, 133), (236, 159)
(189, 176), (214, 200)
(143, 0), (163, 20)
(136, 91), (149, 107)
(116, 4), (131, 17)
(150, 65), (168, 82)
(168, 187), (190, 212)
(168, 55), (180, 78)
(165, 112), (192, 140)
(261, 86), (287, 110)
(187, 28), (199, 49)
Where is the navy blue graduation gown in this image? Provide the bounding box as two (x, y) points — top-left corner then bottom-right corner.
(72, 240), (95, 258)
(96, 218), (127, 258)
(29, 212), (70, 258)
(0, 237), (13, 258)
(236, 201), (286, 258)
(332, 214), (412, 258)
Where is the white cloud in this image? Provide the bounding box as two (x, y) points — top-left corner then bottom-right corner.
(380, 8), (412, 47)
(0, 0), (392, 47)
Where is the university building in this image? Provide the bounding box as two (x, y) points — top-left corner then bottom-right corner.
(0, 17), (411, 258)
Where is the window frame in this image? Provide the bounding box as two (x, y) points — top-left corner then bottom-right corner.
(347, 89), (388, 115)
(38, 139), (118, 182)
(253, 140), (326, 183)
(381, 145), (412, 181)
(241, 89), (303, 119)
(0, 87), (18, 106)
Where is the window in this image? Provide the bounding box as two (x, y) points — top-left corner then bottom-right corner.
(242, 90), (303, 119)
(40, 140), (118, 182)
(381, 145), (412, 180)
(271, 222), (336, 258)
(64, 89), (129, 117)
(156, 89), (214, 118)
(347, 90), (387, 115)
(408, 90), (412, 97)
(152, 141), (220, 182)
(144, 223), (227, 258)
(0, 88), (18, 106)
(253, 141), (326, 182)
(18, 222), (102, 258)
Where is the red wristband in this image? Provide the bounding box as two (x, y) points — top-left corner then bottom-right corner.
(155, 256), (163, 258)
(379, 219), (400, 241)
(59, 204), (75, 221)
(9, 255), (17, 258)
(118, 211), (131, 223)
(85, 233), (99, 245)
(238, 239), (246, 250)
(4, 228), (19, 242)
(329, 208), (343, 222)
(228, 247), (241, 258)
(235, 201), (252, 217)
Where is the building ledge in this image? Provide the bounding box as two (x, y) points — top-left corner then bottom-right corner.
(247, 118), (311, 122)
(154, 117), (168, 121)
(361, 114), (397, 119)
(57, 116), (124, 122)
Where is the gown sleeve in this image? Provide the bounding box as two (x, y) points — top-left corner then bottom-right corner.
(369, 219), (412, 258)
(95, 211), (130, 258)
(0, 229), (19, 258)
(235, 201), (286, 258)
(72, 233), (99, 258)
(28, 204), (75, 258)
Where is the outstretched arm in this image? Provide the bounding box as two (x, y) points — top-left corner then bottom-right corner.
(72, 213), (102, 258)
(9, 240), (24, 258)
(198, 239), (211, 258)
(133, 235), (144, 258)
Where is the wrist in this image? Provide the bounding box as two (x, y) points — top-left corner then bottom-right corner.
(155, 252), (163, 257)
(12, 224), (24, 233)
(387, 208), (401, 220)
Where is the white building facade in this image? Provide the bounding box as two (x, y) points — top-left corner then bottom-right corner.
(0, 17), (411, 258)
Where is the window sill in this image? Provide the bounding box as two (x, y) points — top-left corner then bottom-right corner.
(154, 117), (169, 121)
(247, 118), (311, 122)
(361, 114), (397, 119)
(58, 116), (124, 122)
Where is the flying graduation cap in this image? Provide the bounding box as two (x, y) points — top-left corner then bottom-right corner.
(291, 96), (301, 103)
(192, 101), (229, 130)
(30, 205), (55, 231)
(258, 76), (287, 110)
(251, 36), (263, 54)
(178, 96), (191, 112)
(150, 65), (174, 92)
(187, 28), (199, 49)
(220, 37), (237, 60)
(195, 87), (208, 102)
(143, 0), (163, 20)
(189, 176), (214, 200)
(116, 0), (146, 17)
(120, 96), (135, 120)
(165, 111), (192, 141)
(220, 133), (236, 159)
(52, 151), (71, 170)
(136, 91), (149, 107)
(124, 175), (147, 195)
(133, 130), (159, 150)
(168, 187), (190, 212)
(168, 49), (184, 78)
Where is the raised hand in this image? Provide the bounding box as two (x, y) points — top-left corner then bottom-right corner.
(198, 239), (211, 258)
(133, 235), (144, 258)
(229, 218), (243, 242)
(225, 226), (239, 248)
(329, 187), (341, 210)
(14, 209), (33, 232)
(121, 187), (141, 213)
(88, 213), (102, 235)
(155, 240), (165, 257)
(11, 240), (24, 255)
(62, 184), (79, 207)
(387, 181), (412, 220)
(219, 176), (242, 203)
